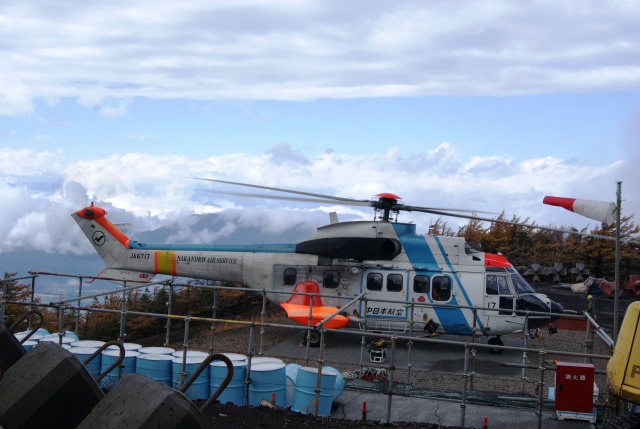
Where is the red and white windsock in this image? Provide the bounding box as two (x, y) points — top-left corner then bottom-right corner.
(543, 196), (616, 223)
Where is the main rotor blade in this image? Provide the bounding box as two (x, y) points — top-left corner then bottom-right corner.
(191, 178), (638, 244)
(200, 189), (372, 207)
(195, 178), (495, 214)
(417, 207), (639, 244)
(401, 204), (496, 216)
(191, 178), (369, 204)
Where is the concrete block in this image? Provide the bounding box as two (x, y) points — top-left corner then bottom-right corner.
(77, 373), (209, 429)
(0, 341), (104, 429)
(0, 323), (27, 371)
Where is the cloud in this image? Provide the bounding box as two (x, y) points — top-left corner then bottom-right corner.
(0, 144), (633, 256)
(0, 79), (34, 116)
(265, 143), (310, 165)
(2, 1), (640, 115)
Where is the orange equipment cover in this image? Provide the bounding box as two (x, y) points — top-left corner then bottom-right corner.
(280, 281), (350, 329)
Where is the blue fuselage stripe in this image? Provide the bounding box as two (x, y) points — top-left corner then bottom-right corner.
(392, 225), (484, 336)
(128, 241), (297, 253)
(432, 236), (487, 336)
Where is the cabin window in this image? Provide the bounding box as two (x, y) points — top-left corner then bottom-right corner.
(432, 276), (451, 301)
(366, 273), (383, 291)
(387, 274), (403, 292)
(485, 275), (510, 295)
(283, 268), (297, 286)
(413, 275), (430, 294)
(486, 274), (514, 314)
(323, 270), (340, 289)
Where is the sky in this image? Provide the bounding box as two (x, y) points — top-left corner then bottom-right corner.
(2, 0), (640, 271)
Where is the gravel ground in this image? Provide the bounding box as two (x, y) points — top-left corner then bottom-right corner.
(169, 308), (611, 396)
(153, 286), (621, 428)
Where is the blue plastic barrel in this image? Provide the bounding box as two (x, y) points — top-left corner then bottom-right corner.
(209, 359), (247, 405)
(22, 340), (37, 352)
(250, 357), (283, 365)
(71, 340), (105, 349)
(100, 349), (140, 389)
(15, 333), (43, 343)
(39, 335), (75, 347)
(291, 366), (337, 417)
(171, 350), (209, 359)
(217, 352), (246, 362)
(248, 362), (287, 408)
(323, 366), (345, 400)
(172, 356), (209, 400)
(107, 342), (142, 352)
(136, 353), (173, 386)
(285, 363), (301, 408)
(138, 346), (175, 355)
(70, 347), (101, 379)
(64, 331), (80, 341)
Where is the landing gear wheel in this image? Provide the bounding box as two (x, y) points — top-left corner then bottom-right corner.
(488, 336), (504, 354)
(303, 331), (321, 348)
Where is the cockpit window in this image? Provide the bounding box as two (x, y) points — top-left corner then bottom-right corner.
(509, 269), (535, 294)
(486, 275), (510, 295)
(464, 243), (481, 254)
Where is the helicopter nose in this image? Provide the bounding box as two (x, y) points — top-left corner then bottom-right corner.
(516, 294), (562, 329)
(549, 300), (564, 322)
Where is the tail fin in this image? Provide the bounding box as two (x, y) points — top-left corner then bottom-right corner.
(72, 204), (155, 283)
(72, 203), (130, 267)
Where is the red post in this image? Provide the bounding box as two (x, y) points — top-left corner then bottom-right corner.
(362, 401), (367, 421)
(483, 416), (488, 428)
(271, 392), (276, 404)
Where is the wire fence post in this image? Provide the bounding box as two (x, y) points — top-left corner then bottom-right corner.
(314, 329), (327, 416)
(164, 281), (173, 346)
(259, 289), (267, 356)
(75, 276), (83, 333)
(209, 287), (217, 354)
(460, 344), (471, 428)
(119, 280), (127, 341)
(386, 336), (397, 422)
(536, 348), (546, 429)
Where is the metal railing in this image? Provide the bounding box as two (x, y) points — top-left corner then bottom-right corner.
(1, 272), (614, 428)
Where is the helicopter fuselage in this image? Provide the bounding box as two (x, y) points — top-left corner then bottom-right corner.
(73, 205), (562, 338)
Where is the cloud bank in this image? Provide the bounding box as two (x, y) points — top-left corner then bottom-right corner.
(0, 143), (631, 256)
(2, 1), (640, 116)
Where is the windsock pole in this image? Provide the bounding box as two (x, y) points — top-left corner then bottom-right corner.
(543, 183), (623, 342)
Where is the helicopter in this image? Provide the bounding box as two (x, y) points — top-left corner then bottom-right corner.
(72, 179), (567, 352)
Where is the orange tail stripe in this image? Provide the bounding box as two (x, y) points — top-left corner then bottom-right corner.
(95, 217), (130, 248)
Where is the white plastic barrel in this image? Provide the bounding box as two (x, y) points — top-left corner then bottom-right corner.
(285, 363), (301, 408)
